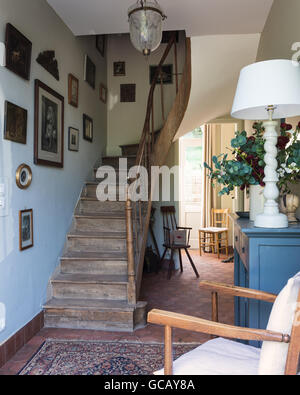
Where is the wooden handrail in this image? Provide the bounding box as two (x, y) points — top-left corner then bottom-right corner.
(125, 34), (192, 306)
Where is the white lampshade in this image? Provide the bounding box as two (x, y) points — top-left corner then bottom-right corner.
(231, 59), (300, 120)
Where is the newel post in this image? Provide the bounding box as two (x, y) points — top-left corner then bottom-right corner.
(126, 195), (137, 305)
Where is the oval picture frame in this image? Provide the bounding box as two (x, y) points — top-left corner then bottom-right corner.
(16, 164), (32, 190)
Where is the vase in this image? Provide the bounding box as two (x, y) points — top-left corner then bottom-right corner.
(279, 194), (299, 222)
(249, 185), (265, 221)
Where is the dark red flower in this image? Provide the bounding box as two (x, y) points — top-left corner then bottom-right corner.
(277, 135), (290, 150)
(247, 136), (255, 143)
(281, 123), (293, 131)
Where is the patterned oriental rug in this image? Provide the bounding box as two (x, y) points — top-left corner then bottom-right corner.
(18, 340), (198, 375)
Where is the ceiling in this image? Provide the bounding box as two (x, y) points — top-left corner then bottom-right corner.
(47, 0), (273, 37)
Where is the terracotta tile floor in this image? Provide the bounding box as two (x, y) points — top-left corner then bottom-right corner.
(0, 250), (234, 375)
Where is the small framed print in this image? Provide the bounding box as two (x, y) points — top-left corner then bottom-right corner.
(5, 23), (32, 80)
(120, 84), (136, 103)
(16, 164), (32, 189)
(114, 61), (125, 76)
(83, 114), (93, 142)
(4, 101), (28, 144)
(19, 209), (33, 251)
(150, 64), (173, 85)
(100, 84), (107, 104)
(68, 74), (79, 108)
(34, 80), (64, 168)
(84, 55), (96, 89)
(68, 127), (79, 152)
(96, 35), (106, 57)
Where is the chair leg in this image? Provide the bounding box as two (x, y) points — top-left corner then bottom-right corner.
(158, 247), (168, 273)
(184, 248), (200, 278)
(178, 249), (183, 273)
(225, 231), (229, 257)
(216, 234), (220, 259)
(168, 249), (175, 280)
(199, 232), (202, 256)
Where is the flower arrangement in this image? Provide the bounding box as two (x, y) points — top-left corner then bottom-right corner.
(205, 122), (300, 196)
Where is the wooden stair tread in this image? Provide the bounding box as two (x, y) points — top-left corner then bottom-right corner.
(52, 273), (128, 284)
(75, 212), (125, 219)
(44, 298), (136, 311)
(67, 231), (126, 239)
(61, 251), (127, 260)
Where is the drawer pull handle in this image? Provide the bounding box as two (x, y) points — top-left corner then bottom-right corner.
(242, 247), (245, 254)
(235, 236), (238, 242)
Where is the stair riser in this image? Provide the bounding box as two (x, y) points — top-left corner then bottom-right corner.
(44, 315), (134, 331)
(79, 199), (126, 212)
(52, 282), (127, 300)
(120, 145), (139, 157)
(67, 237), (126, 253)
(61, 260), (128, 276)
(74, 217), (126, 232)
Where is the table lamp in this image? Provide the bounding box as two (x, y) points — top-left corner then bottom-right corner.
(231, 60), (300, 228)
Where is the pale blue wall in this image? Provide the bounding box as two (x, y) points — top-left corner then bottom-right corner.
(0, 0), (107, 343)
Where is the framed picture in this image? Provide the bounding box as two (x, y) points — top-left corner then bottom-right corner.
(120, 84), (136, 103)
(16, 164), (32, 190)
(68, 127), (79, 152)
(83, 114), (93, 142)
(4, 101), (28, 144)
(150, 64), (173, 85)
(19, 209), (33, 251)
(100, 84), (107, 104)
(5, 23), (32, 80)
(84, 55), (96, 89)
(68, 74), (79, 108)
(96, 35), (106, 57)
(34, 79), (64, 168)
(114, 61), (125, 76)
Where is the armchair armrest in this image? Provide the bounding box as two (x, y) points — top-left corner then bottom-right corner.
(148, 309), (289, 344)
(200, 281), (277, 303)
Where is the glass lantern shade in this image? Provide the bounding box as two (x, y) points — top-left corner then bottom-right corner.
(128, 1), (166, 56)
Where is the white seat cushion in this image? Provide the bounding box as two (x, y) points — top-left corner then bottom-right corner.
(154, 338), (260, 375)
(258, 272), (300, 375)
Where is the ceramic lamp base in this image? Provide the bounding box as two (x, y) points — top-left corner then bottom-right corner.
(254, 212), (288, 228)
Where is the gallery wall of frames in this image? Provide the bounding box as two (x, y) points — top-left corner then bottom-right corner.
(0, 0), (107, 344)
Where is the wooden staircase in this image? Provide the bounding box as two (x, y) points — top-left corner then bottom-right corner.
(44, 34), (191, 332)
(44, 147), (147, 332)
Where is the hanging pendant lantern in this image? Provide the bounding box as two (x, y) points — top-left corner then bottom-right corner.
(128, 0), (167, 56)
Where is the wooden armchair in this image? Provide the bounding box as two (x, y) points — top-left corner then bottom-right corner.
(148, 279), (300, 375)
(160, 206), (199, 279)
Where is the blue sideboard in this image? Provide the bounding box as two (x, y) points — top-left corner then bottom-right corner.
(233, 216), (300, 347)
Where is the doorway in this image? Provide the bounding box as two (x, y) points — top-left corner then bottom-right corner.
(179, 128), (203, 248)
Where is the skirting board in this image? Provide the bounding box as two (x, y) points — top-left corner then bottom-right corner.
(0, 311), (44, 369)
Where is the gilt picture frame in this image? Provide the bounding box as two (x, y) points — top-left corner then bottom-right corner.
(4, 101), (28, 144)
(34, 79), (64, 168)
(68, 74), (79, 108)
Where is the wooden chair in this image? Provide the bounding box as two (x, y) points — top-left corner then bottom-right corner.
(148, 278), (300, 375)
(160, 206), (199, 280)
(198, 209), (230, 259)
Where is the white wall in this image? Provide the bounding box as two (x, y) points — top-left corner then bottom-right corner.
(0, 0), (107, 344)
(106, 32), (186, 157)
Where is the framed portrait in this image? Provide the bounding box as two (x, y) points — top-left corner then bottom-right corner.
(4, 101), (28, 144)
(113, 61), (125, 76)
(120, 84), (136, 103)
(83, 114), (93, 142)
(19, 209), (33, 251)
(84, 55), (96, 89)
(16, 164), (32, 190)
(150, 64), (173, 85)
(68, 74), (79, 108)
(96, 35), (106, 57)
(100, 83), (107, 104)
(5, 23), (32, 80)
(34, 79), (64, 168)
(68, 127), (79, 152)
